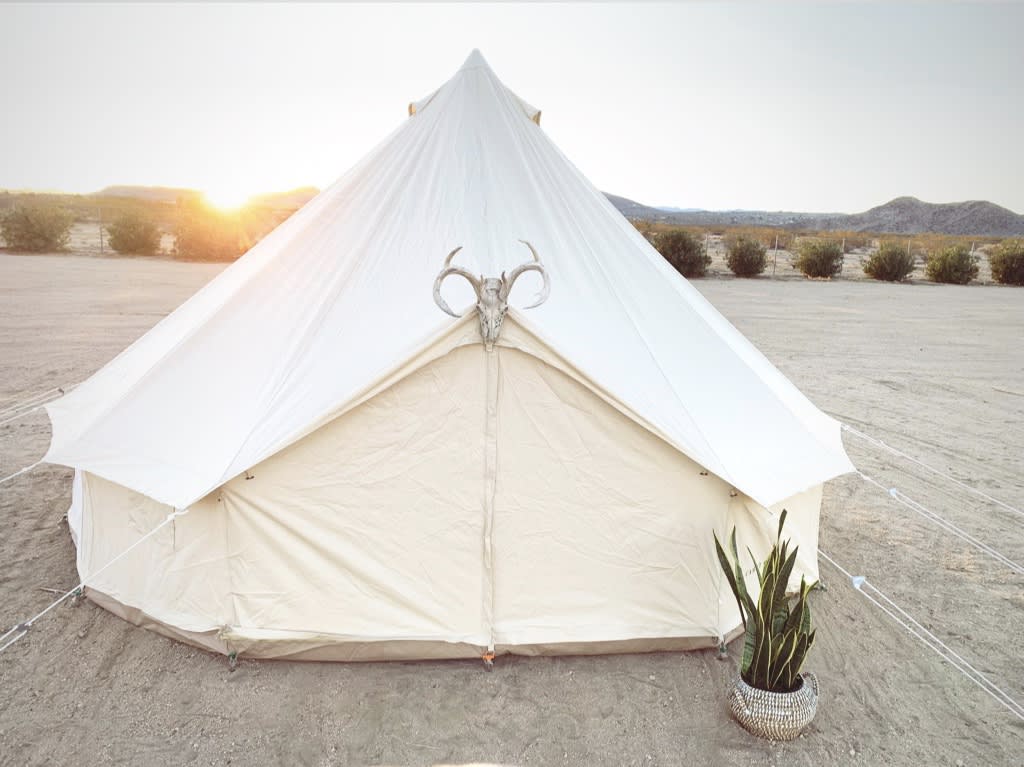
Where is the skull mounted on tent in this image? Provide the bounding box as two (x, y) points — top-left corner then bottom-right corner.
(432, 240), (551, 348)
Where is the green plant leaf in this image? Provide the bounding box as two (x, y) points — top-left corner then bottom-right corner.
(714, 530), (747, 629)
(740, 623), (756, 676)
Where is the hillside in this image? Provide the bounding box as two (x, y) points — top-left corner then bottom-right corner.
(829, 196), (1024, 236)
(604, 194), (1024, 237)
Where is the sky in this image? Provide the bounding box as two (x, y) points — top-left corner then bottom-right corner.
(1, 2), (1022, 214)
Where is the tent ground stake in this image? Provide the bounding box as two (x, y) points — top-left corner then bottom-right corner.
(482, 652), (494, 672)
(228, 651), (238, 672)
(717, 641), (728, 661)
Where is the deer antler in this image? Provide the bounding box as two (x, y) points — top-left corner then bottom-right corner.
(500, 240), (550, 308)
(432, 246), (482, 317)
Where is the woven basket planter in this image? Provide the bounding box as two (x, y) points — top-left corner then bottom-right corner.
(729, 672), (819, 741)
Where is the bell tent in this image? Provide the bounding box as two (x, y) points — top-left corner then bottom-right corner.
(45, 50), (854, 661)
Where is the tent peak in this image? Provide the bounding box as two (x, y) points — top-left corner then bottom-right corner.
(459, 49), (491, 72)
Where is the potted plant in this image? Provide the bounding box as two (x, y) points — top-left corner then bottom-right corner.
(714, 509), (819, 741)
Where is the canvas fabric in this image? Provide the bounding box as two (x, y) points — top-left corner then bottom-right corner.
(44, 50), (853, 512)
(69, 320), (824, 659)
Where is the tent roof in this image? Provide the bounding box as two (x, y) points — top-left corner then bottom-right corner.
(45, 50), (853, 509)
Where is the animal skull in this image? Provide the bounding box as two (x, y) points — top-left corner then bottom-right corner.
(433, 240), (550, 349)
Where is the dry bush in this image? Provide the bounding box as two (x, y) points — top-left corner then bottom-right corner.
(173, 199), (248, 262)
(107, 212), (161, 256)
(794, 239), (844, 278)
(725, 236), (767, 277)
(925, 245), (979, 284)
(989, 240), (1024, 286)
(0, 203), (74, 252)
(862, 241), (916, 282)
(653, 229), (710, 278)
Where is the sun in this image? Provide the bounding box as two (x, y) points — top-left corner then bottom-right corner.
(203, 185), (253, 211)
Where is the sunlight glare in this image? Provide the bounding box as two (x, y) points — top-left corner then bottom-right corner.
(203, 185), (253, 211)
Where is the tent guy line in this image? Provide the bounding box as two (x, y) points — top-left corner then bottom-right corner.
(840, 422), (1024, 519)
(0, 383), (80, 429)
(0, 460), (43, 487)
(0, 403), (55, 429)
(818, 550), (1024, 724)
(855, 470), (1024, 576)
(0, 386), (66, 419)
(0, 508), (189, 654)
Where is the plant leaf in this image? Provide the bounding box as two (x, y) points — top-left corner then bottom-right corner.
(714, 529), (747, 629)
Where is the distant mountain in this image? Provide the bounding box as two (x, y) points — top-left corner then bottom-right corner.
(604, 194), (1024, 237)
(604, 194), (665, 220)
(604, 194), (828, 228)
(655, 206), (705, 213)
(828, 196), (1024, 237)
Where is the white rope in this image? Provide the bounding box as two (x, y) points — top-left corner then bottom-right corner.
(842, 423), (1024, 520)
(0, 387), (63, 419)
(0, 403), (49, 429)
(0, 381), (82, 429)
(0, 460), (44, 487)
(856, 471), (1024, 576)
(0, 508), (189, 653)
(819, 550), (1024, 723)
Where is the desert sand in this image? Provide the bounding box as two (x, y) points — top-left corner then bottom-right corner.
(0, 253), (1021, 766)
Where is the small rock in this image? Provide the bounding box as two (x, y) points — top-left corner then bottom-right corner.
(956, 761), (965, 767)
(648, 674), (656, 681)
(849, 749), (856, 757)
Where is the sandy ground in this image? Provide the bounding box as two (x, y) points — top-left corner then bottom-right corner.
(0, 254), (1021, 766)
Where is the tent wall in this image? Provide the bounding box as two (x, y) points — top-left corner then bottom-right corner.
(75, 333), (824, 660)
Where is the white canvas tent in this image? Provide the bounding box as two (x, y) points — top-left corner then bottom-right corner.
(45, 50), (854, 661)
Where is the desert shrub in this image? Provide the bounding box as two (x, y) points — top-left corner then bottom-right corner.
(794, 239), (843, 278)
(862, 241), (916, 282)
(654, 229), (710, 278)
(0, 203), (74, 252)
(106, 212), (161, 256)
(989, 240), (1024, 286)
(173, 199), (247, 261)
(925, 245), (979, 284)
(725, 236), (767, 277)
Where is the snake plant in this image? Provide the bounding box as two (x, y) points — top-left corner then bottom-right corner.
(714, 509), (816, 693)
